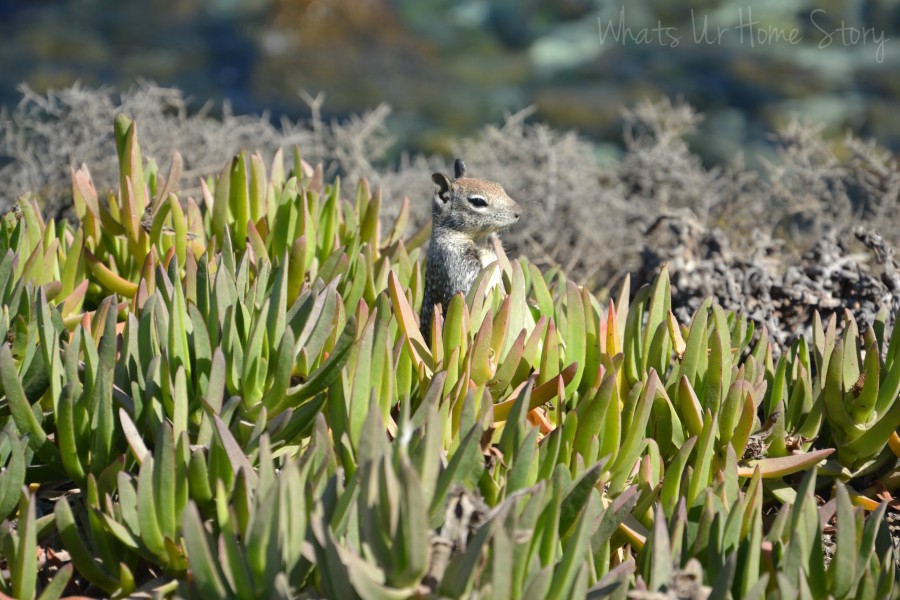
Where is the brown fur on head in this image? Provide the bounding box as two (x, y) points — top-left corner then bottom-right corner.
(431, 158), (522, 239)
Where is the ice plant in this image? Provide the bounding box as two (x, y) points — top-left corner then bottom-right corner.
(0, 118), (897, 599)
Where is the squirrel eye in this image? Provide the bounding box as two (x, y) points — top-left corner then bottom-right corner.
(467, 195), (488, 208)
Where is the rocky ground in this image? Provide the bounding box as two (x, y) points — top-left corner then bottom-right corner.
(635, 214), (899, 357)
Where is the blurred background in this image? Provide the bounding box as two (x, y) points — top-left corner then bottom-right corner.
(2, 0), (899, 165)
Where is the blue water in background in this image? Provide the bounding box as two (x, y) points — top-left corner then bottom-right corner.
(1, 0), (899, 162)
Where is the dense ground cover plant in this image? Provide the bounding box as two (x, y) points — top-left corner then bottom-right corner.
(0, 116), (898, 598)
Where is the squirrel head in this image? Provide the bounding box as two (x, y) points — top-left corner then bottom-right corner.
(431, 159), (522, 239)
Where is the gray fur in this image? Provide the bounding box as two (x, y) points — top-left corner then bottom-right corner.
(420, 158), (522, 340)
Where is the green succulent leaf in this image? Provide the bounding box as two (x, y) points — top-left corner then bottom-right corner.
(0, 424), (26, 520)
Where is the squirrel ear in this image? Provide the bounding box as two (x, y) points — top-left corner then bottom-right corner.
(454, 159), (467, 179)
(432, 173), (451, 201)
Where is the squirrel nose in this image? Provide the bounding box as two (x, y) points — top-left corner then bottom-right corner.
(513, 204), (522, 219)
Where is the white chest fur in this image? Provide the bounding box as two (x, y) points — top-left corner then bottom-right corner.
(478, 246), (497, 269)
(479, 247), (502, 292)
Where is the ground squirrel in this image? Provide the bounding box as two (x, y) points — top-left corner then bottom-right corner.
(419, 159), (522, 339)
